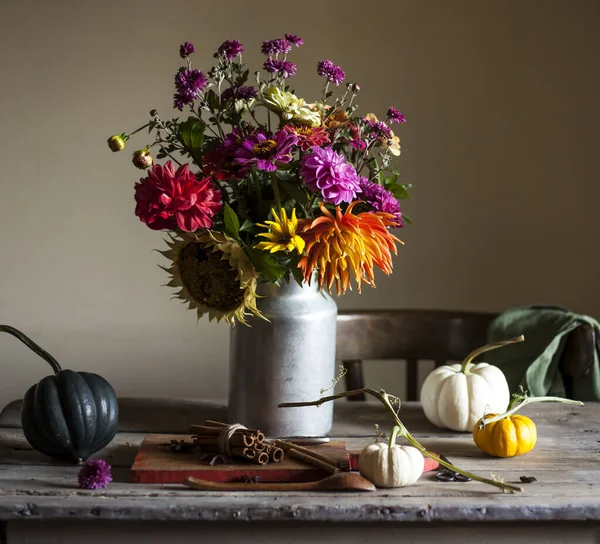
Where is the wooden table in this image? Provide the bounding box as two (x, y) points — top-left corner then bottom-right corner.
(0, 398), (599, 543)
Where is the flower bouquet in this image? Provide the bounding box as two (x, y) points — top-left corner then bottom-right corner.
(108, 35), (411, 435)
(108, 34), (410, 327)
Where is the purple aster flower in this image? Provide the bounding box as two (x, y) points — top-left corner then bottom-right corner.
(222, 85), (258, 101)
(179, 42), (195, 59)
(300, 146), (361, 205)
(263, 59), (296, 78)
(173, 69), (207, 111)
(261, 39), (291, 56)
(387, 107), (406, 124)
(284, 34), (304, 47)
(78, 459), (112, 490)
(236, 85), (258, 100)
(317, 60), (345, 86)
(362, 117), (392, 139)
(359, 177), (403, 227)
(277, 61), (297, 78)
(263, 58), (278, 73)
(234, 130), (298, 173)
(216, 40), (244, 61)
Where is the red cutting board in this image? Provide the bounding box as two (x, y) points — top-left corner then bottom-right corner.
(130, 434), (441, 484)
(131, 434), (351, 484)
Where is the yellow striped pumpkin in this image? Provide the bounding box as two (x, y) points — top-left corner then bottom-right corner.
(472, 414), (537, 458)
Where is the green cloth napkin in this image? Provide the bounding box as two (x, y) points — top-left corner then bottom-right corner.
(484, 305), (600, 400)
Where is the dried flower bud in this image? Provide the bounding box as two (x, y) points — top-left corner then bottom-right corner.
(132, 148), (153, 169)
(149, 109), (158, 117)
(107, 134), (128, 152)
(347, 83), (360, 93)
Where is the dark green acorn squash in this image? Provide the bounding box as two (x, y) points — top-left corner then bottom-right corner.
(1, 325), (119, 463)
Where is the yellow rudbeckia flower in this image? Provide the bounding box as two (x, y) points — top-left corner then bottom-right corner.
(254, 208), (306, 255)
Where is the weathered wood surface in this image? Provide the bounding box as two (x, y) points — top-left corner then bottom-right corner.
(0, 399), (599, 523)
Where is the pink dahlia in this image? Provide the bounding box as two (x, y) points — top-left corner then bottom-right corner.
(134, 161), (222, 232)
(300, 146), (361, 205)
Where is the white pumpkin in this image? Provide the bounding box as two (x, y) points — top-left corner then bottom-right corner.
(420, 362), (509, 431)
(359, 443), (424, 488)
(419, 336), (523, 432)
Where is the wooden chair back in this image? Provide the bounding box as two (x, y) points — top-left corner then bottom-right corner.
(336, 309), (595, 401)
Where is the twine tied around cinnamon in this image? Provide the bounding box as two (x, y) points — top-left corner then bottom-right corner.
(217, 423), (248, 457)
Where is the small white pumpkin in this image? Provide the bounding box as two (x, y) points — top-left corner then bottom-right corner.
(359, 442), (424, 488)
(420, 336), (523, 432)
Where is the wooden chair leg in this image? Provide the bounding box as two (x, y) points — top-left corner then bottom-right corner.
(406, 359), (418, 401)
(343, 360), (366, 401)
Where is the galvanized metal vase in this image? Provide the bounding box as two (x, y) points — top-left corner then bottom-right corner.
(228, 275), (337, 438)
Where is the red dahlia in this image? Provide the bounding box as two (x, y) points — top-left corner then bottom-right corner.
(134, 161), (222, 232)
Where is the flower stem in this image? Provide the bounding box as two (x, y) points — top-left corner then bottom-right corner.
(279, 388), (523, 493)
(479, 394), (584, 428)
(128, 122), (151, 137)
(459, 335), (525, 374)
(271, 172), (282, 211)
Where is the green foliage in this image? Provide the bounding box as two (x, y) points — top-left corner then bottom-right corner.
(223, 203), (241, 240)
(178, 117), (206, 165)
(246, 247), (288, 282)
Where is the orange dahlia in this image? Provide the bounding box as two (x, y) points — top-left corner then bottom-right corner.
(298, 202), (403, 295)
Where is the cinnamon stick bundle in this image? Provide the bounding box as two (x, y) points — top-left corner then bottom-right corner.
(188, 420), (273, 466)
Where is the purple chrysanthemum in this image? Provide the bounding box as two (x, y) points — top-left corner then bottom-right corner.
(235, 85), (258, 100)
(261, 39), (291, 56)
(179, 42), (195, 59)
(387, 107), (406, 124)
(300, 146), (361, 205)
(217, 40), (244, 61)
(263, 58), (278, 73)
(234, 130), (298, 173)
(222, 85), (258, 101)
(263, 59), (297, 79)
(284, 34), (304, 47)
(317, 60), (345, 86)
(362, 117), (392, 139)
(78, 459), (112, 490)
(173, 69), (207, 111)
(359, 177), (403, 227)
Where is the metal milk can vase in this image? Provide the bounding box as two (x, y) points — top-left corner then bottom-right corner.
(228, 275), (337, 438)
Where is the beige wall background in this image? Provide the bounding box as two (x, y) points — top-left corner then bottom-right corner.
(0, 0), (599, 410)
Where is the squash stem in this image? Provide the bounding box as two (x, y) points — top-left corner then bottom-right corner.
(479, 394), (584, 429)
(459, 335), (525, 374)
(279, 388), (523, 493)
(388, 425), (400, 449)
(0, 325), (62, 374)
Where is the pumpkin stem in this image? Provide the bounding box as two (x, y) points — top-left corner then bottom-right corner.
(0, 325), (62, 374)
(280, 388), (524, 493)
(388, 425), (400, 449)
(459, 334), (525, 374)
(479, 391), (584, 429)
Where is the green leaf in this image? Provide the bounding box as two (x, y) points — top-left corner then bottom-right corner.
(278, 180), (309, 207)
(391, 184), (410, 200)
(246, 248), (288, 282)
(205, 89), (220, 110)
(402, 214), (413, 225)
(223, 203), (241, 239)
(239, 219), (259, 233)
(178, 117), (206, 165)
